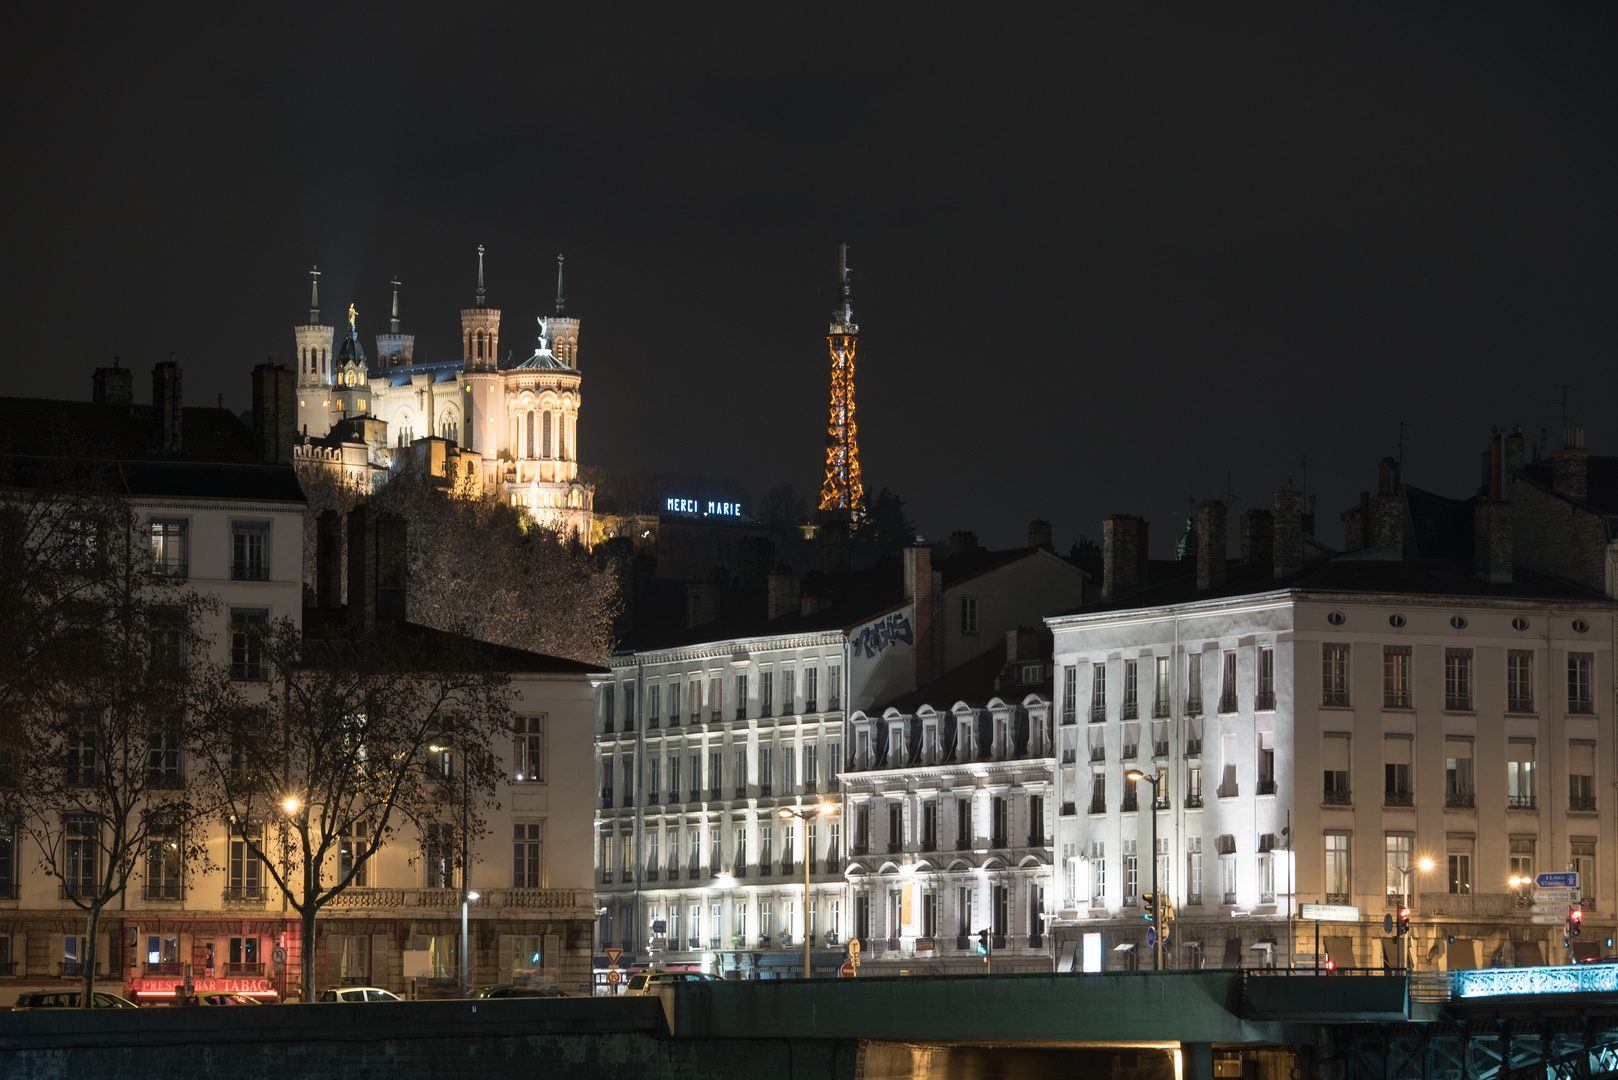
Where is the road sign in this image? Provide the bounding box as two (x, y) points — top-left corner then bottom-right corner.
(840, 962), (856, 978)
(1531, 914), (1577, 925)
(1146, 929), (1157, 948)
(1532, 904), (1573, 915)
(1533, 889), (1580, 903)
(651, 920), (667, 934)
(272, 947), (287, 965)
(607, 970), (621, 985)
(1538, 873), (1580, 889)
(848, 938), (861, 959)
(1300, 904), (1362, 923)
(604, 948), (623, 968)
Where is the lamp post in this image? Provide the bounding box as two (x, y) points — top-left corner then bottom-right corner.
(430, 744), (473, 999)
(1126, 769), (1163, 971)
(1396, 857), (1435, 972)
(779, 801), (839, 979)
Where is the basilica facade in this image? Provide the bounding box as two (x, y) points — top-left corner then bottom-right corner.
(291, 249), (593, 540)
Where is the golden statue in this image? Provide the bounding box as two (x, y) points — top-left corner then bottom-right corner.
(348, 303), (357, 328)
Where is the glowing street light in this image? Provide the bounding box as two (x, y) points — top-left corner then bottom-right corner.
(779, 801), (838, 978)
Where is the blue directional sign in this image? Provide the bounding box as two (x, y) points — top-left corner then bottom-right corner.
(1146, 929), (1157, 948)
(1537, 873), (1580, 888)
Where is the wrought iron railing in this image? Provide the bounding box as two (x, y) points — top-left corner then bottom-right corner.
(1384, 791), (1412, 807)
(1445, 792), (1475, 809)
(1509, 794), (1536, 809)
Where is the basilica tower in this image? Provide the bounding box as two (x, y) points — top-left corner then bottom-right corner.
(547, 255), (581, 369)
(460, 245), (501, 374)
(373, 278), (415, 367)
(294, 266), (336, 437)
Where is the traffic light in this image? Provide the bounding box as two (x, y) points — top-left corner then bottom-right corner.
(1569, 908), (1583, 938)
(1142, 892), (1156, 922)
(977, 929), (989, 956)
(1397, 907), (1411, 935)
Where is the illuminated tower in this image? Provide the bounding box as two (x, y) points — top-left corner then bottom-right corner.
(461, 244), (501, 373)
(373, 277), (415, 366)
(818, 243), (865, 514)
(547, 254), (581, 369)
(294, 265), (336, 437)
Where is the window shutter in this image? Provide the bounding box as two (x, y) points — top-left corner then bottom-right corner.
(543, 934), (560, 969)
(1323, 735), (1350, 773)
(371, 934), (389, 984)
(1570, 743), (1595, 775)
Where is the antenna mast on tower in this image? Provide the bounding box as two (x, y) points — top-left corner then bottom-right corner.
(818, 243), (865, 515)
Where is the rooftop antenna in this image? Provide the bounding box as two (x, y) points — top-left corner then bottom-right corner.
(1225, 471), (1240, 510)
(308, 265), (321, 323)
(389, 278), (401, 334)
(1397, 421), (1408, 465)
(555, 254), (566, 316)
(475, 244), (486, 308)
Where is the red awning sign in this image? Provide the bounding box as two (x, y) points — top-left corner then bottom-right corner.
(129, 976), (277, 999)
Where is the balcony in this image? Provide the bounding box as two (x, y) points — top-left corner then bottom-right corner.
(1322, 691), (1350, 707)
(1122, 701), (1139, 720)
(646, 868), (659, 881)
(1384, 791), (1413, 807)
(1061, 707), (1076, 727)
(734, 786), (746, 799)
(600, 793), (614, 809)
(689, 791), (699, 803)
(1508, 698), (1534, 714)
(59, 883), (97, 900)
(1184, 794), (1203, 809)
(1185, 739), (1202, 757)
(805, 700), (817, 714)
(1186, 698), (1203, 717)
(1090, 747), (1106, 763)
(1254, 691), (1275, 712)
(993, 935), (1007, 950)
(1323, 789), (1352, 806)
(991, 835), (1008, 850)
(1445, 697), (1472, 712)
(1445, 792), (1475, 809)
(1060, 802), (1076, 816)
(1121, 744), (1138, 760)
(1216, 785), (1238, 800)
(956, 935), (971, 951)
(1153, 702), (1170, 720)
(143, 882), (185, 901)
(0, 884), (14, 900)
(709, 787), (721, 801)
(887, 842), (903, 854)
(231, 562), (270, 582)
(1571, 795), (1598, 812)
(60, 962), (104, 977)
(0, 961), (16, 975)
(1090, 706), (1106, 723)
(1027, 933), (1043, 948)
(1027, 833), (1046, 847)
(145, 961), (184, 976)
(1089, 798), (1106, 814)
(1062, 750), (1077, 764)
(1508, 794), (1537, 810)
(1257, 780), (1276, 796)
(760, 863), (772, 876)
(1153, 742), (1170, 759)
(852, 844), (869, 857)
(1419, 893), (1515, 917)
(760, 784), (772, 797)
(1121, 795), (1138, 812)
(688, 938), (702, 951)
(782, 862), (796, 876)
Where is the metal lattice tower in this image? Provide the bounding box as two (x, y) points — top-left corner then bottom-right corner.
(819, 243), (865, 514)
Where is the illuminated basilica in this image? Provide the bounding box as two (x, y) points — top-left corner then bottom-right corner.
(291, 248), (593, 540)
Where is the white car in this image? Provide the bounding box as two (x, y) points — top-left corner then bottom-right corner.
(316, 986), (404, 1003)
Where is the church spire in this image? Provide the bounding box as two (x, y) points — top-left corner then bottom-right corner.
(389, 278), (401, 334)
(555, 254), (566, 315)
(476, 244), (486, 307)
(309, 265), (322, 323)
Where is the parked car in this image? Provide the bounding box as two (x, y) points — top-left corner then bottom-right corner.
(13, 991), (139, 1010)
(193, 991), (266, 1006)
(316, 987), (404, 1003)
(469, 983), (570, 999)
(623, 972), (722, 995)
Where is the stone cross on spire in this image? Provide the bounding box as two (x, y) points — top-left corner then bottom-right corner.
(309, 266), (321, 323)
(555, 254), (565, 315)
(476, 244), (486, 307)
(389, 278), (401, 334)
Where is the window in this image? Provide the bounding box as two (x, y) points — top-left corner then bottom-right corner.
(734, 748), (746, 796)
(1061, 666), (1077, 724)
(827, 664), (840, 710)
(828, 740), (840, 782)
(1508, 740), (1536, 809)
(955, 799), (971, 848)
(1322, 644), (1349, 706)
(1028, 794), (1045, 845)
(622, 754), (634, 806)
(1384, 736), (1411, 806)
(991, 796), (1007, 847)
(1187, 837), (1202, 906)
(149, 519), (188, 578)
(1382, 647), (1411, 708)
(1324, 834), (1349, 904)
(424, 822), (455, 889)
(1218, 652), (1237, 714)
(228, 936), (261, 975)
(1186, 763), (1203, 807)
(1124, 839), (1138, 905)
(1219, 732), (1238, 798)
(339, 821), (368, 886)
(1187, 653), (1204, 714)
(1385, 835), (1411, 905)
(1507, 650), (1534, 712)
(1444, 740), (1474, 808)
(689, 753), (700, 801)
(511, 936), (542, 981)
(1572, 841), (1597, 901)
(601, 684), (614, 731)
(805, 667), (818, 712)
(1509, 838), (1534, 893)
(648, 684), (660, 726)
(733, 827), (746, 875)
(1569, 654), (1594, 714)
(710, 676), (723, 721)
(228, 824), (264, 899)
(710, 829), (720, 872)
(1445, 649), (1473, 710)
(514, 823), (542, 887)
(709, 751), (722, 799)
(1447, 839), (1473, 895)
(1256, 733), (1275, 795)
(735, 674), (748, 720)
(230, 521), (270, 581)
(782, 669), (795, 715)
(145, 821), (183, 899)
(647, 830), (662, 878)
(1153, 657), (1170, 718)
(149, 606), (187, 673)
(1090, 771), (1106, 814)
(759, 745), (773, 795)
(783, 745), (796, 794)
(648, 758), (660, 804)
(805, 744), (818, 788)
(62, 815), (99, 897)
(0, 816), (13, 900)
(1255, 648), (1275, 711)
(1570, 743), (1596, 811)
(921, 801), (938, 850)
(889, 802), (904, 853)
(961, 596), (979, 633)
(1091, 841), (1106, 905)
(1122, 660), (1139, 719)
(600, 759), (614, 808)
(669, 680), (681, 723)
(622, 683), (636, 731)
(1220, 836), (1239, 904)
(829, 821), (841, 864)
(760, 671), (773, 717)
(514, 716), (543, 782)
(1323, 734), (1350, 803)
(230, 609), (268, 681)
(1090, 664), (1107, 722)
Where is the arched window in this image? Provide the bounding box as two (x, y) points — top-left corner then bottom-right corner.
(475, 330), (484, 360)
(541, 411), (552, 458)
(526, 410), (536, 459)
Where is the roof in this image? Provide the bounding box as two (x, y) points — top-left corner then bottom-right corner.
(0, 397), (305, 503)
(1520, 456), (1618, 519)
(301, 607), (608, 675)
(336, 326), (367, 367)
(510, 347), (573, 371)
(880, 641), (1010, 713)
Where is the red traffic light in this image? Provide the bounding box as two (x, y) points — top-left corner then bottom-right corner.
(1570, 908), (1584, 922)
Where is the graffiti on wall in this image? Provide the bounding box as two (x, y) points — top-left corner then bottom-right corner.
(853, 611), (913, 659)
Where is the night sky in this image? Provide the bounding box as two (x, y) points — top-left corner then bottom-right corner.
(4, 7), (1613, 554)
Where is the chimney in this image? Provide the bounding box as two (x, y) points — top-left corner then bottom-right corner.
(251, 362), (297, 465)
(1101, 515), (1148, 601)
(818, 520), (850, 575)
(1371, 492), (1405, 558)
(904, 546), (942, 687)
(347, 504), (377, 636)
(1474, 431), (1513, 583)
(152, 357), (183, 453)
(739, 536), (776, 587)
(1504, 424), (1526, 470)
(316, 509), (343, 609)
(1552, 427), (1589, 500)
(767, 572), (801, 620)
(376, 512), (407, 621)
(1195, 500), (1227, 590)
(1240, 509), (1273, 568)
(1377, 456), (1400, 495)
(1006, 626), (1040, 662)
(947, 530), (980, 558)
(92, 359), (133, 405)
(686, 582), (720, 629)
(1272, 490), (1303, 579)
(1026, 519), (1054, 551)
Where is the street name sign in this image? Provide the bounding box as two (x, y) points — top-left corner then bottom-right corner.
(1531, 904), (1573, 915)
(1530, 914), (1574, 924)
(1538, 873), (1580, 888)
(1300, 904), (1361, 923)
(1533, 889), (1580, 903)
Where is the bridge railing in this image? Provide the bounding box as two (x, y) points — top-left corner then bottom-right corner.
(1454, 963), (1618, 999)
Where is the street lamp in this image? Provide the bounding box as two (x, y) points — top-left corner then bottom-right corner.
(429, 744), (472, 999)
(1395, 857), (1435, 971)
(779, 801), (839, 979)
(1126, 769), (1164, 971)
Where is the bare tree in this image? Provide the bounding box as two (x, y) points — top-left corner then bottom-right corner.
(189, 615), (515, 1001)
(0, 483), (216, 1006)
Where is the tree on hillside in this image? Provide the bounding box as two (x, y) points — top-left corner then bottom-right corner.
(758, 482), (810, 533)
(189, 615), (515, 1001)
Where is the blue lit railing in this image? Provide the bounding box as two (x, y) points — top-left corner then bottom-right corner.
(1456, 964), (1618, 999)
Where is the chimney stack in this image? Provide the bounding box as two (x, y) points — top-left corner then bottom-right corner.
(1272, 490), (1303, 579)
(767, 572), (801, 620)
(316, 509), (343, 609)
(1101, 515), (1149, 601)
(152, 357), (183, 453)
(686, 582), (720, 629)
(1474, 431), (1513, 583)
(348, 503), (377, 635)
(376, 512), (407, 620)
(92, 359), (133, 405)
(251, 362), (297, 465)
(1504, 424), (1526, 470)
(1552, 427), (1589, 500)
(1005, 626), (1041, 662)
(1240, 508), (1273, 568)
(904, 546), (943, 687)
(1026, 519), (1054, 550)
(1195, 500), (1227, 590)
(947, 531), (980, 558)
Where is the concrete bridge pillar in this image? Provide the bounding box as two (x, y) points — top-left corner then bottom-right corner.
(1183, 1042), (1215, 1080)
